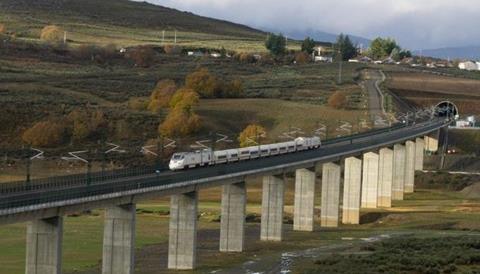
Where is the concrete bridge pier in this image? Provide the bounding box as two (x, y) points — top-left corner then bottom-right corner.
(361, 152), (379, 209)
(321, 163), (341, 227)
(415, 137), (425, 171)
(342, 157), (362, 225)
(26, 216), (63, 274)
(168, 192), (198, 270)
(378, 148), (394, 208)
(405, 140), (416, 193)
(293, 168), (316, 231)
(102, 204), (136, 274)
(220, 182), (246, 252)
(392, 144), (406, 200)
(425, 131), (439, 153)
(261, 175), (285, 241)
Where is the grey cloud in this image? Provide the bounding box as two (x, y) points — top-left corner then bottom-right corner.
(140, 0), (480, 49)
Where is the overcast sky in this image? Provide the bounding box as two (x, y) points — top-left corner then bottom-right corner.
(142, 0), (480, 50)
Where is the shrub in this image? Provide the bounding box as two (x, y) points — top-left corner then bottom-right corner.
(185, 67), (221, 98)
(68, 108), (107, 141)
(40, 25), (64, 43)
(22, 120), (69, 147)
(223, 78), (244, 98)
(147, 80), (177, 113)
(238, 124), (266, 147)
(328, 91), (348, 109)
(128, 97), (148, 111)
(0, 24), (5, 34)
(74, 44), (119, 64)
(74, 44), (97, 60)
(295, 51), (310, 64)
(164, 44), (183, 55)
(127, 45), (156, 68)
(237, 52), (256, 63)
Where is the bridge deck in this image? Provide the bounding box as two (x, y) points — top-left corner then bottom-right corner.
(0, 119), (448, 224)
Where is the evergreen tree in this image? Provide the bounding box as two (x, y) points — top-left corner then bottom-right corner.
(265, 33), (286, 56)
(301, 37), (316, 54)
(335, 34), (358, 61)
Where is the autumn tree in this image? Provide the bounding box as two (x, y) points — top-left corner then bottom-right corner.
(185, 67), (221, 98)
(169, 88), (200, 109)
(238, 124), (267, 147)
(148, 79), (177, 113)
(328, 91), (348, 109)
(40, 25), (64, 43)
(22, 120), (68, 147)
(159, 88), (201, 137)
(0, 24), (6, 34)
(68, 108), (107, 141)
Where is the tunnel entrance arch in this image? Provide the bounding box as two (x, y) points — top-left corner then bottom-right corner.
(435, 101), (459, 119)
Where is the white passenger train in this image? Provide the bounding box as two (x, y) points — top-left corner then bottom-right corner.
(169, 137), (321, 170)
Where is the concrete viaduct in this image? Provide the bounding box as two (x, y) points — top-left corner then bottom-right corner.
(0, 118), (446, 274)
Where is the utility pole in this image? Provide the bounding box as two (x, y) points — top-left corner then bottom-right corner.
(157, 136), (164, 170)
(162, 30), (165, 44)
(174, 30), (177, 44)
(338, 52), (343, 84)
(63, 31), (67, 45)
(25, 145), (31, 185)
(101, 140), (106, 176)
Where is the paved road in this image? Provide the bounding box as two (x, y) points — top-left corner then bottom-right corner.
(362, 70), (386, 126)
(362, 70), (416, 127)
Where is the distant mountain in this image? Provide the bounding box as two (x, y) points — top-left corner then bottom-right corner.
(414, 46), (480, 60)
(265, 27), (371, 47)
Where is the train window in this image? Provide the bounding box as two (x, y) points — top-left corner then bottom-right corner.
(261, 150), (268, 153)
(271, 148), (278, 151)
(251, 151), (258, 154)
(280, 147), (286, 150)
(172, 154), (183, 160)
(288, 146), (295, 149)
(231, 154), (238, 157)
(218, 155), (227, 159)
(241, 151), (249, 154)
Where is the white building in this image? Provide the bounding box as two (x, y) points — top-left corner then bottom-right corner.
(476, 62), (480, 70)
(458, 61), (477, 71)
(315, 56), (333, 63)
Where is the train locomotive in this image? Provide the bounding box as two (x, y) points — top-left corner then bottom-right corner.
(169, 136), (321, 170)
